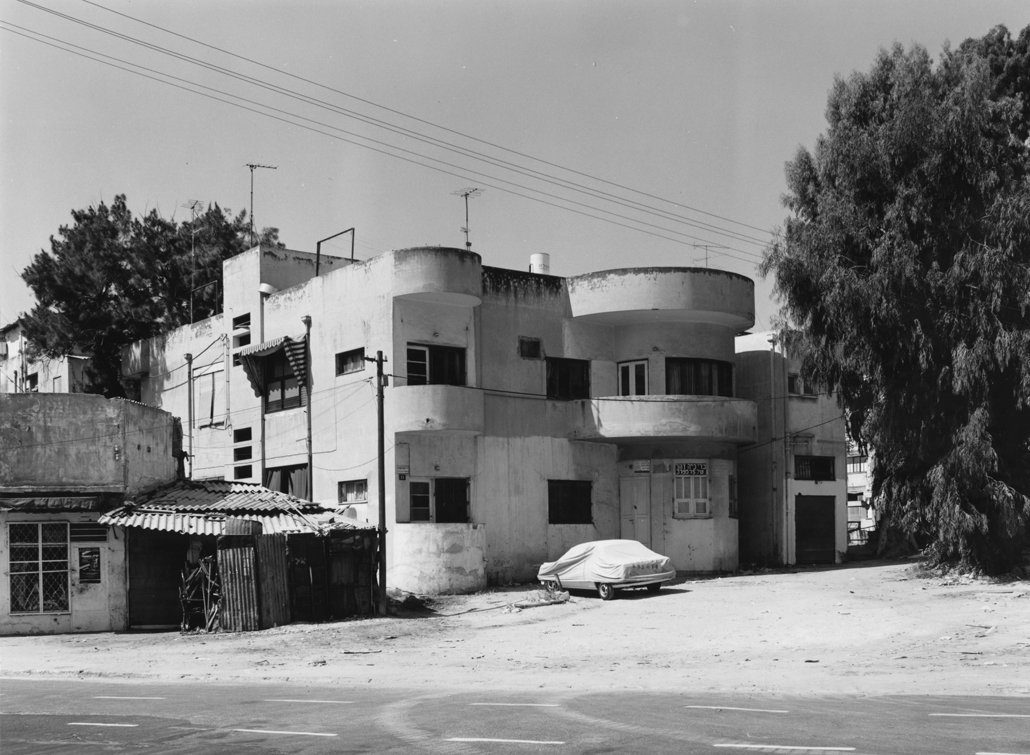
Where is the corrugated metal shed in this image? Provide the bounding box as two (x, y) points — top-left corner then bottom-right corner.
(99, 509), (318, 535)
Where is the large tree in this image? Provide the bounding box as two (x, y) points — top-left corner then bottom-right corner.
(21, 195), (282, 397)
(762, 26), (1030, 573)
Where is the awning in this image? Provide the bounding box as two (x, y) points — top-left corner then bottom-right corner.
(99, 508), (324, 536)
(236, 333), (307, 398)
(0, 496), (101, 512)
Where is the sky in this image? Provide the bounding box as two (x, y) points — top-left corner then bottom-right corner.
(2, 0), (1029, 332)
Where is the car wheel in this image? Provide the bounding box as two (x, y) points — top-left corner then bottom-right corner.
(596, 582), (615, 600)
(646, 583), (661, 593)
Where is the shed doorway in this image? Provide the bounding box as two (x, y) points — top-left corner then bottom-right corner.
(128, 529), (188, 628)
(795, 495), (836, 564)
(620, 476), (650, 547)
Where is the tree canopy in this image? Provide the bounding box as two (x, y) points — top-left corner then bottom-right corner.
(762, 25), (1030, 573)
(21, 195), (283, 397)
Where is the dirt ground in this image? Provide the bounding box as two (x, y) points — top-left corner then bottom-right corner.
(2, 559), (1028, 696)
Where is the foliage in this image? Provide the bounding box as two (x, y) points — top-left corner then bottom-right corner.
(20, 194), (283, 397)
(762, 26), (1030, 573)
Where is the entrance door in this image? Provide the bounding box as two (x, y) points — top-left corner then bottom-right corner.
(128, 530), (189, 628)
(795, 495), (836, 564)
(620, 476), (650, 547)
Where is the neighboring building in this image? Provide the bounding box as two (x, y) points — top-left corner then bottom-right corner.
(0, 393), (179, 635)
(846, 438), (878, 547)
(122, 244), (758, 593)
(734, 333), (848, 565)
(0, 319), (89, 394)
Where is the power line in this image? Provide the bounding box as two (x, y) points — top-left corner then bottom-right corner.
(76, 0), (774, 237)
(2, 20), (767, 266)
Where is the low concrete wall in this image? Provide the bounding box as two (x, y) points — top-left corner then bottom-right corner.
(391, 522), (487, 594)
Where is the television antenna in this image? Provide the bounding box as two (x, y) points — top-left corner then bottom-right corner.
(451, 187), (482, 250)
(692, 243), (726, 268)
(182, 199), (204, 322)
(246, 163), (277, 245)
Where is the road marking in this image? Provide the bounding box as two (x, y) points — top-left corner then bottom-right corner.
(931, 713), (1030, 718)
(448, 738), (565, 745)
(233, 729), (338, 737)
(94, 696), (166, 700)
(714, 746), (854, 752)
(263, 699), (354, 704)
(686, 705), (789, 714)
(470, 703), (560, 707)
(976, 752), (1030, 755)
(68, 722), (139, 728)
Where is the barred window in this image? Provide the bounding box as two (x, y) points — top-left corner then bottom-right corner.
(8, 522), (70, 613)
(795, 455), (836, 481)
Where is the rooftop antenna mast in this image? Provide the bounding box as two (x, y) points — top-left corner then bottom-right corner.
(246, 163), (277, 246)
(692, 243), (726, 268)
(182, 199), (204, 322)
(451, 187), (482, 250)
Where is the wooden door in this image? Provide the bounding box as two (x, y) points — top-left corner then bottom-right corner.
(620, 476), (650, 546)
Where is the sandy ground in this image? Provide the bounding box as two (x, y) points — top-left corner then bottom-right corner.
(2, 560), (1028, 696)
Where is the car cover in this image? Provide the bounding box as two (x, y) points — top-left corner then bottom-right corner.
(537, 539), (673, 583)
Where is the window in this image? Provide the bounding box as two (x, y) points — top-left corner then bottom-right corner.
(789, 373), (819, 396)
(232, 313), (252, 366)
(233, 465), (253, 480)
(618, 360), (648, 396)
(264, 351), (301, 413)
(194, 367), (225, 428)
(519, 337), (542, 359)
(547, 480), (592, 524)
(336, 348), (366, 376)
(52, 376), (62, 393)
(234, 427), (252, 443)
(666, 359), (733, 397)
(265, 464), (309, 499)
(405, 478), (470, 523)
(8, 522), (69, 613)
(673, 460), (710, 517)
(847, 455), (868, 475)
(795, 455), (836, 481)
(26, 373), (39, 392)
(232, 313), (251, 331)
(338, 479), (368, 504)
(545, 357), (590, 400)
(233, 446), (252, 462)
(406, 345), (466, 386)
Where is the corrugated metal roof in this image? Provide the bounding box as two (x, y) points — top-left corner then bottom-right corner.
(129, 479), (323, 513)
(98, 509), (319, 536)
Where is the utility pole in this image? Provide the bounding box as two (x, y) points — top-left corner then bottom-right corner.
(185, 352), (194, 480)
(246, 163), (277, 246)
(364, 350), (389, 616)
(451, 187), (482, 250)
(302, 315), (313, 500)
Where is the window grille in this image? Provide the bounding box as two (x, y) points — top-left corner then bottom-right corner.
(795, 455), (836, 481)
(8, 522), (69, 613)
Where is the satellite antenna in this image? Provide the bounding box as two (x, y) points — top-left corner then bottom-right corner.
(451, 187), (482, 250)
(182, 199), (204, 322)
(246, 163), (277, 245)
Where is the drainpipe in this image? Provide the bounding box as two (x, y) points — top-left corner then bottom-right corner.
(185, 352), (194, 480)
(768, 337), (778, 563)
(302, 315), (313, 500)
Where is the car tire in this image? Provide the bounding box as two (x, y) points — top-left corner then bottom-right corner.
(596, 582), (615, 601)
(646, 583), (661, 593)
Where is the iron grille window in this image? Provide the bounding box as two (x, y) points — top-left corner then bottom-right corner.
(406, 345), (467, 386)
(336, 347), (366, 375)
(548, 480), (593, 524)
(665, 358), (733, 397)
(8, 522), (69, 613)
(545, 358), (590, 400)
(795, 455), (836, 481)
(264, 350), (301, 413)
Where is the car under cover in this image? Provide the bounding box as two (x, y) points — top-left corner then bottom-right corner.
(537, 539), (676, 592)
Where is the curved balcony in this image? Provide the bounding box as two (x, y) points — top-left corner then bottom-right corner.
(389, 247), (483, 307)
(566, 267), (754, 330)
(388, 384), (485, 435)
(569, 395), (757, 445)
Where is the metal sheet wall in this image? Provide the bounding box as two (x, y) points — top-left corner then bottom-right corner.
(256, 534), (290, 628)
(217, 538), (260, 632)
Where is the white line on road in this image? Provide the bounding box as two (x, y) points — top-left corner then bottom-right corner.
(470, 703), (560, 707)
(93, 696), (166, 700)
(263, 699), (354, 704)
(233, 729), (338, 737)
(714, 746), (855, 752)
(448, 738), (565, 745)
(976, 752), (1030, 755)
(68, 722), (139, 728)
(931, 713), (1030, 718)
(686, 705), (789, 714)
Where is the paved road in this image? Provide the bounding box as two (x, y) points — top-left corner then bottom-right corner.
(1, 677), (1027, 754)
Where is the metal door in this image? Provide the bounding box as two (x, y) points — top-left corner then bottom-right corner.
(795, 495), (836, 563)
(620, 476), (650, 547)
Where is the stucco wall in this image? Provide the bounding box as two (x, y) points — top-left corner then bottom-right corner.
(391, 523), (486, 594)
(0, 512), (127, 635)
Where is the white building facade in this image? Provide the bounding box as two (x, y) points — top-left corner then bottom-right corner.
(123, 245), (758, 593)
(1, 320), (89, 394)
